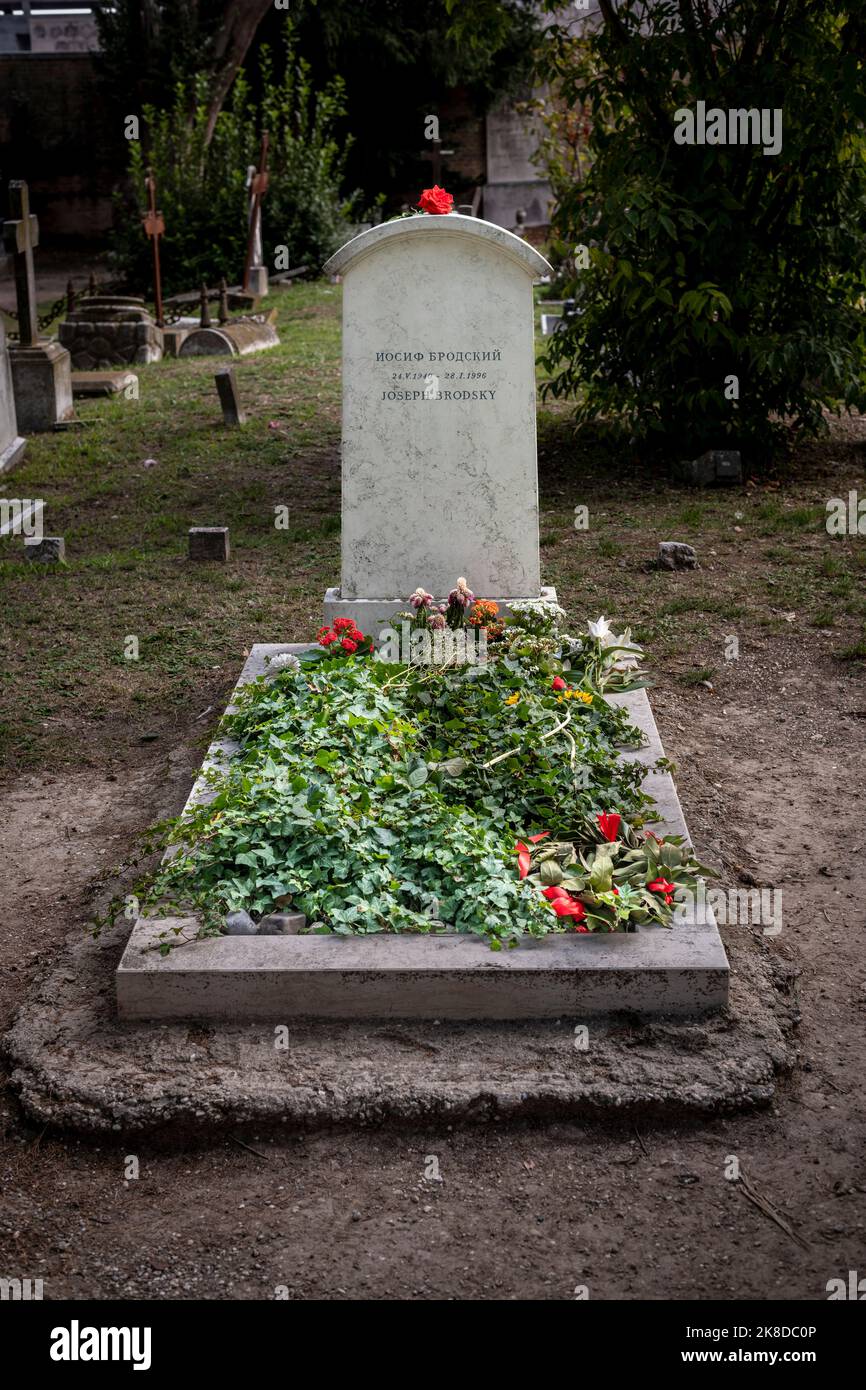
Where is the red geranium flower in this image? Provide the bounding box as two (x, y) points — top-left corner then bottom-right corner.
(332, 617), (355, 633)
(418, 185), (453, 215)
(596, 812), (621, 842)
(552, 676), (567, 692)
(319, 631), (337, 647)
(341, 637), (358, 653)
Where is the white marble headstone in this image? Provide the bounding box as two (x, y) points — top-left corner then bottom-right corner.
(323, 213), (552, 609)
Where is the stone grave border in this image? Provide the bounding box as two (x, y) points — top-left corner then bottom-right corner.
(116, 644), (729, 1022)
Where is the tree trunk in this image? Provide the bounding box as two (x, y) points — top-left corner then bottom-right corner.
(202, 0), (274, 146)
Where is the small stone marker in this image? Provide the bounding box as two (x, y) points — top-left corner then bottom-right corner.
(677, 449), (743, 487)
(214, 366), (246, 426)
(658, 540), (697, 571)
(25, 535), (65, 563)
(224, 910), (257, 935)
(188, 526), (230, 561)
(256, 912), (306, 936)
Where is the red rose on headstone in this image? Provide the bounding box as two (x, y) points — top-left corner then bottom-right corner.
(418, 186), (454, 215)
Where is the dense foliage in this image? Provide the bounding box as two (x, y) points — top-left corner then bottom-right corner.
(98, 2), (542, 213)
(535, 0), (866, 462)
(111, 45), (362, 295)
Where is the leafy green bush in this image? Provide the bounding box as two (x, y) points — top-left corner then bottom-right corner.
(537, 1), (866, 462)
(111, 43), (365, 296)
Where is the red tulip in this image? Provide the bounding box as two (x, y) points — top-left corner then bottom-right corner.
(528, 832), (550, 843)
(552, 676), (567, 691)
(514, 841), (531, 879)
(648, 876), (676, 905)
(542, 886), (587, 921)
(596, 812), (621, 842)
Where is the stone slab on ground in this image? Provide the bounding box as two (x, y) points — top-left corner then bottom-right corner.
(2, 914), (796, 1134)
(114, 643), (729, 1022)
(72, 370), (138, 398)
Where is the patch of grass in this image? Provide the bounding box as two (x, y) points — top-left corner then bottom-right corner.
(679, 666), (716, 685)
(835, 627), (866, 662)
(754, 499), (824, 534)
(658, 596), (744, 619)
(671, 503), (708, 528)
(596, 537), (622, 558)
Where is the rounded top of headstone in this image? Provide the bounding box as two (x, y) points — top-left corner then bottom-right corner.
(323, 212), (552, 280)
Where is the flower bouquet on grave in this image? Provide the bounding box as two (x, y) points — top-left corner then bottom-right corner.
(293, 617), (375, 668)
(514, 812), (716, 933)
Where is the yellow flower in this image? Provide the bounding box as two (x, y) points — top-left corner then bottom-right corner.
(574, 689), (593, 704)
(504, 692), (520, 706)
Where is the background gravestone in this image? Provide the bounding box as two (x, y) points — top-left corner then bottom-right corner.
(0, 317), (26, 476)
(3, 179), (74, 432)
(59, 295), (163, 368)
(323, 212), (553, 625)
(484, 101), (553, 235)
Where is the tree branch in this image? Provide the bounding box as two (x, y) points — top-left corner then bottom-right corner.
(203, 0), (274, 146)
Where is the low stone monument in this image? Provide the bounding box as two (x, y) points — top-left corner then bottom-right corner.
(3, 180), (74, 433)
(0, 317), (26, 476)
(322, 212), (555, 625)
(178, 315), (278, 359)
(59, 295), (163, 368)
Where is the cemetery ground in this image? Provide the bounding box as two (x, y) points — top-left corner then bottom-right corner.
(1, 281), (864, 1299)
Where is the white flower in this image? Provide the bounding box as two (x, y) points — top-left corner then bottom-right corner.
(587, 616), (613, 642)
(607, 626), (643, 670)
(267, 652), (301, 675)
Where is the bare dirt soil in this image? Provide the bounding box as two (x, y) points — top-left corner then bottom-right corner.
(2, 505), (864, 1302)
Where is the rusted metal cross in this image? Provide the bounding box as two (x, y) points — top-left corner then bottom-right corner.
(243, 131), (270, 294)
(142, 167), (166, 327)
(3, 181), (40, 347)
